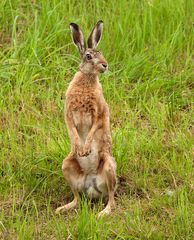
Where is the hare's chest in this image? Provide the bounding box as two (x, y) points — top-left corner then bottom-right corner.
(68, 92), (97, 113)
(70, 93), (96, 135)
(72, 111), (93, 143)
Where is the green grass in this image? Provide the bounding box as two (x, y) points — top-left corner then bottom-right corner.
(0, 0), (193, 239)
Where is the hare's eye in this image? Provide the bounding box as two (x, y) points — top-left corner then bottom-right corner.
(86, 54), (92, 60)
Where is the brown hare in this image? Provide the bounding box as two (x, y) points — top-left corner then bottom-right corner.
(55, 20), (117, 217)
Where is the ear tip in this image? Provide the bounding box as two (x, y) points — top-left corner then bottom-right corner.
(69, 23), (79, 30)
(98, 20), (103, 24)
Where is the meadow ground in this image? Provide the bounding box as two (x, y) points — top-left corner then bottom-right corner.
(0, 0), (193, 239)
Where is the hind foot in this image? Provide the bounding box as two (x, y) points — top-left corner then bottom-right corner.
(55, 199), (77, 214)
(97, 206), (112, 218)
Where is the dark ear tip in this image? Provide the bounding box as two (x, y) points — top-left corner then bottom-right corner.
(70, 23), (79, 30)
(97, 20), (103, 24)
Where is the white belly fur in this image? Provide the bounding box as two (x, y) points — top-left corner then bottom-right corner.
(73, 111), (108, 198)
(73, 111), (99, 174)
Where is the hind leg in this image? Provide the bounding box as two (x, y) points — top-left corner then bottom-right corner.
(55, 153), (83, 214)
(98, 153), (117, 218)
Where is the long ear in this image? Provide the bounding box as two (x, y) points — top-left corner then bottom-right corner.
(87, 20), (103, 49)
(70, 23), (86, 55)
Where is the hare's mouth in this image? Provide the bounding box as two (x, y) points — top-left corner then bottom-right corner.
(99, 63), (108, 73)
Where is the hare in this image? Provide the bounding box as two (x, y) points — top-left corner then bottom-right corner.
(55, 20), (117, 217)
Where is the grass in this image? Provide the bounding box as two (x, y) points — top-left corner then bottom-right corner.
(0, 0), (193, 239)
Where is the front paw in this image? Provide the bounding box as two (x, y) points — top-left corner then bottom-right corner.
(73, 141), (82, 155)
(78, 144), (91, 157)
(84, 143), (92, 156)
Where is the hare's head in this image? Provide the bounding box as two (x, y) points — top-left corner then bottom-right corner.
(70, 21), (108, 75)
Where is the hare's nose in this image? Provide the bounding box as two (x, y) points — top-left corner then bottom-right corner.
(102, 63), (107, 68)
